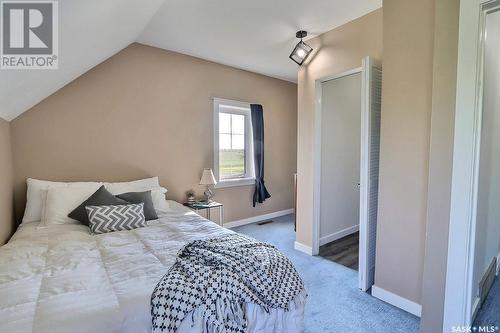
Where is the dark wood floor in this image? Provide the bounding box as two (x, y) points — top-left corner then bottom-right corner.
(319, 232), (359, 270)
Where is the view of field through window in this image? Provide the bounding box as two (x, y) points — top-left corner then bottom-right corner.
(219, 112), (246, 179)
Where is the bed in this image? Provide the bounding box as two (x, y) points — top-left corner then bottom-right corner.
(0, 200), (305, 333)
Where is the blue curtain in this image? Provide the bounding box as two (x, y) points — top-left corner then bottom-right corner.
(250, 104), (271, 206)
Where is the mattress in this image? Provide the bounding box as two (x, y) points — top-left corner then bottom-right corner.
(0, 201), (304, 333)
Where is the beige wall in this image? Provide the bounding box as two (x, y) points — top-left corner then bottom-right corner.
(10, 43), (297, 224)
(420, 0), (459, 330)
(296, 9), (383, 247)
(375, 0), (435, 304)
(0, 118), (14, 244)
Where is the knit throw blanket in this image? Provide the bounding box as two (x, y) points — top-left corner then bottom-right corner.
(151, 233), (306, 333)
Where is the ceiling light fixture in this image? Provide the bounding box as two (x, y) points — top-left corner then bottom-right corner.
(289, 30), (313, 66)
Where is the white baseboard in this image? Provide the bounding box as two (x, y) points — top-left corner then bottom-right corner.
(294, 241), (313, 255)
(319, 225), (359, 246)
(224, 209), (294, 229)
(371, 285), (422, 317)
(496, 251), (500, 276)
(471, 296), (481, 321)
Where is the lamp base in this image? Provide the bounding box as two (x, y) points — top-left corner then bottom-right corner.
(204, 186), (213, 203)
(296, 30), (307, 38)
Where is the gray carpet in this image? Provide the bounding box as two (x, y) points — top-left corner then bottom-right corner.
(474, 274), (500, 328)
(232, 214), (420, 333)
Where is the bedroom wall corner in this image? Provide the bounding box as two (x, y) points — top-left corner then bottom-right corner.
(296, 9), (383, 248)
(374, 0), (436, 306)
(420, 0), (460, 331)
(0, 118), (14, 244)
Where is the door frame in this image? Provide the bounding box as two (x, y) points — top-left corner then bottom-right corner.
(358, 56), (382, 291)
(312, 66), (362, 256)
(443, 0), (500, 330)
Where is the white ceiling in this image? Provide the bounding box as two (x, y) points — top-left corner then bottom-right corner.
(0, 0), (381, 121)
(138, 0), (382, 82)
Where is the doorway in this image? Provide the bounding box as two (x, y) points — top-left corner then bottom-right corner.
(312, 57), (382, 292)
(471, 8), (500, 324)
(444, 0), (500, 329)
(318, 71), (361, 271)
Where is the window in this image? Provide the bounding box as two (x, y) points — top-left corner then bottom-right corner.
(213, 98), (254, 187)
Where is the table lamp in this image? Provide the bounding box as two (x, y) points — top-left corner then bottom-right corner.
(199, 168), (217, 202)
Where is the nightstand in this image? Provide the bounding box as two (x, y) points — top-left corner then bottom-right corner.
(183, 201), (224, 227)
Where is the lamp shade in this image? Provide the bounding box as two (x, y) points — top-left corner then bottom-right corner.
(289, 41), (313, 65)
(199, 168), (217, 185)
(289, 30), (313, 66)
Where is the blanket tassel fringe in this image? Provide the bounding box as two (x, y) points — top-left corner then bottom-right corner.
(191, 289), (308, 333)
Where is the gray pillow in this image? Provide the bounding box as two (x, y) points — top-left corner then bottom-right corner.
(68, 185), (128, 225)
(116, 191), (158, 221)
(86, 203), (146, 234)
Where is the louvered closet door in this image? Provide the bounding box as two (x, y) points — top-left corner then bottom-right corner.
(359, 56), (382, 291)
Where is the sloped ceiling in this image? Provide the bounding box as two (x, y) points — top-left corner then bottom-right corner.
(0, 0), (165, 121)
(0, 0), (381, 121)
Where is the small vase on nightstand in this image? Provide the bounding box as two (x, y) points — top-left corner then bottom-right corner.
(186, 190), (196, 205)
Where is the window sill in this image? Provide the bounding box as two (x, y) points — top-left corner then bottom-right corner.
(215, 177), (255, 189)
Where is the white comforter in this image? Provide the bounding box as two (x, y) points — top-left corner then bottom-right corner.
(0, 201), (304, 333)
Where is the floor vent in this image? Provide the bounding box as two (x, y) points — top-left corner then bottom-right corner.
(257, 220), (273, 225)
(479, 256), (497, 307)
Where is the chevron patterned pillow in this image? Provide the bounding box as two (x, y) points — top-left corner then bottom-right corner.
(85, 203), (146, 234)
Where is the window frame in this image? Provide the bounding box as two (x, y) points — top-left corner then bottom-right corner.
(213, 98), (255, 188)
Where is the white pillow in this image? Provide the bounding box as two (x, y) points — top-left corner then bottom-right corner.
(22, 178), (102, 224)
(150, 187), (169, 212)
(23, 177), (167, 224)
(104, 177), (163, 194)
(42, 184), (102, 226)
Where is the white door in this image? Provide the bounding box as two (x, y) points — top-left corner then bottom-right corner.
(359, 56), (382, 291)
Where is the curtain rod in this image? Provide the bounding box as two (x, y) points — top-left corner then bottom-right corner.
(209, 97), (260, 105)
